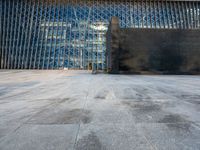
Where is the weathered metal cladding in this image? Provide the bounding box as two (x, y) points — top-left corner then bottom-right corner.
(107, 22), (200, 74)
(0, 0), (199, 70)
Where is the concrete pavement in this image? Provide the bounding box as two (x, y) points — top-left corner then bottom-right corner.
(0, 70), (200, 150)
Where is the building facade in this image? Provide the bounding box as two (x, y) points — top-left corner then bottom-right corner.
(0, 0), (199, 70)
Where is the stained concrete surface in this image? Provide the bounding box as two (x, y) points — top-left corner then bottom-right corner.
(0, 70), (200, 150)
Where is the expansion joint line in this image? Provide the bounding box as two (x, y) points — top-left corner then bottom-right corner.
(72, 78), (90, 150)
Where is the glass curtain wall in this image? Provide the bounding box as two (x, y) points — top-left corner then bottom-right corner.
(0, 0), (200, 70)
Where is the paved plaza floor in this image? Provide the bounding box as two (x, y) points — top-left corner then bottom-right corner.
(0, 70), (200, 150)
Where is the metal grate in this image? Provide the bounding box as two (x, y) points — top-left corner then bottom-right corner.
(0, 0), (200, 70)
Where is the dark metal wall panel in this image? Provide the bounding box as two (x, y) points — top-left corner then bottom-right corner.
(107, 26), (200, 74)
(0, 0), (2, 69)
(0, 0), (199, 70)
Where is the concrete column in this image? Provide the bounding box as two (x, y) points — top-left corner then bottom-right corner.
(106, 17), (120, 74)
